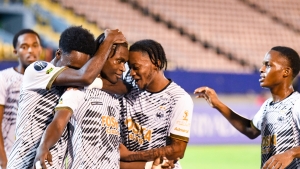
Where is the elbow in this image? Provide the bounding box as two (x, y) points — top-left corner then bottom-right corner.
(169, 148), (185, 160)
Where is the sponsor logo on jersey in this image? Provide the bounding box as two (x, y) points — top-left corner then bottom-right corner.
(262, 134), (277, 154)
(34, 61), (48, 71)
(59, 98), (63, 104)
(101, 115), (119, 136)
(174, 127), (189, 133)
(46, 67), (53, 74)
(125, 118), (152, 145)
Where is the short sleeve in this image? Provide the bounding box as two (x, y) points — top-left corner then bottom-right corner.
(251, 100), (269, 131)
(0, 73), (7, 105)
(169, 93), (194, 142)
(55, 88), (85, 114)
(22, 61), (67, 90)
(292, 98), (300, 129)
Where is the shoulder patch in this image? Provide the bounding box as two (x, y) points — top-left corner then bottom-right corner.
(34, 61), (48, 71)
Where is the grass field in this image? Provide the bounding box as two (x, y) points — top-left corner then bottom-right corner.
(180, 144), (261, 169)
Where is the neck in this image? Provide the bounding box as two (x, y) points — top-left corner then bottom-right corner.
(270, 85), (294, 103)
(146, 71), (170, 93)
(14, 64), (25, 74)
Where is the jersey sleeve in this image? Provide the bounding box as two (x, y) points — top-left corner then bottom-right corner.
(169, 93), (194, 142)
(251, 99), (269, 131)
(22, 61), (67, 90)
(55, 88), (85, 115)
(292, 98), (300, 129)
(0, 73), (7, 105)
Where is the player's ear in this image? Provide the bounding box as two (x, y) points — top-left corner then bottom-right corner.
(283, 67), (291, 77)
(55, 49), (62, 60)
(13, 49), (17, 55)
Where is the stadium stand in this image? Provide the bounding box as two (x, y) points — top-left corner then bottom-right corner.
(122, 0), (300, 71)
(56, 0), (253, 73)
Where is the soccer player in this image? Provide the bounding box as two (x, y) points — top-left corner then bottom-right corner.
(119, 39), (194, 169)
(194, 46), (300, 169)
(34, 33), (129, 169)
(0, 29), (42, 169)
(7, 26), (126, 169)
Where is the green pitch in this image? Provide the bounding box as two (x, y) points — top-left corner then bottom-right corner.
(180, 144), (261, 169)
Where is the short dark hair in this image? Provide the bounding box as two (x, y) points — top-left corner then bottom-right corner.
(271, 46), (300, 78)
(12, 29), (41, 49)
(129, 39), (167, 70)
(59, 26), (96, 57)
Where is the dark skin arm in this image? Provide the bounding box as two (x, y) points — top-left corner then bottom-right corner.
(0, 105), (7, 169)
(194, 86), (261, 139)
(53, 29), (126, 87)
(33, 108), (72, 169)
(262, 147), (300, 169)
(120, 137), (186, 169)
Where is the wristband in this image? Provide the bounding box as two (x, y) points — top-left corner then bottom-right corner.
(35, 161), (42, 169)
(86, 78), (103, 90)
(145, 161), (154, 169)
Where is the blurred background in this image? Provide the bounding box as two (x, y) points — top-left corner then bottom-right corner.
(1, 0), (300, 168)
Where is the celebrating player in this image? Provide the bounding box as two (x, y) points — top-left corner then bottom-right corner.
(0, 29), (42, 169)
(7, 26), (126, 168)
(194, 46), (300, 169)
(119, 39), (193, 169)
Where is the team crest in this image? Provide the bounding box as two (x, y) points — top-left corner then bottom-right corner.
(155, 106), (166, 121)
(34, 61), (48, 71)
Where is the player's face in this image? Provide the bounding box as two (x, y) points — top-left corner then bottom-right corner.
(259, 50), (289, 88)
(14, 33), (41, 68)
(56, 50), (90, 69)
(101, 45), (128, 84)
(128, 51), (157, 90)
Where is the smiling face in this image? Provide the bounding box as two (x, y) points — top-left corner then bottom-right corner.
(14, 33), (42, 68)
(101, 44), (129, 84)
(128, 51), (158, 90)
(259, 50), (290, 88)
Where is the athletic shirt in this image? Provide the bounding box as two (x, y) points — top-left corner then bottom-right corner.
(7, 61), (68, 169)
(55, 82), (120, 169)
(119, 80), (193, 169)
(0, 68), (23, 155)
(252, 92), (300, 168)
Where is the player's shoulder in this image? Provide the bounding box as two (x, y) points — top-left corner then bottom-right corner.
(0, 67), (17, 76)
(26, 61), (53, 73)
(166, 81), (190, 97)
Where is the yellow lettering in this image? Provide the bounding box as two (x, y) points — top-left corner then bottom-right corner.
(129, 133), (134, 140)
(144, 130), (152, 142)
(101, 116), (107, 127)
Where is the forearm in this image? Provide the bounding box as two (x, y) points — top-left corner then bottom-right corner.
(39, 120), (67, 150)
(288, 147), (300, 159)
(120, 161), (146, 169)
(122, 139), (186, 162)
(214, 101), (259, 139)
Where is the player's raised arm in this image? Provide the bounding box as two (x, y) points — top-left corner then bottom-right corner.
(53, 29), (126, 86)
(194, 86), (260, 139)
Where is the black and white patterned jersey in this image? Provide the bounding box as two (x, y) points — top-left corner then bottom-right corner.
(7, 61), (68, 169)
(252, 92), (300, 168)
(0, 68), (23, 155)
(119, 80), (193, 169)
(55, 81), (120, 169)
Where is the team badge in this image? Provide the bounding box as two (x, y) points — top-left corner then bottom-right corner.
(34, 61), (48, 71)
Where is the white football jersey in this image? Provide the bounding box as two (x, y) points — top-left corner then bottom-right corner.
(119, 80), (193, 169)
(55, 82), (120, 169)
(7, 61), (68, 169)
(252, 92), (300, 168)
(0, 68), (23, 155)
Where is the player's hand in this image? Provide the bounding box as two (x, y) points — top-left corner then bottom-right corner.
(262, 151), (293, 169)
(119, 143), (132, 161)
(33, 145), (53, 169)
(194, 86), (220, 107)
(151, 157), (178, 169)
(0, 157), (7, 169)
(104, 29), (127, 44)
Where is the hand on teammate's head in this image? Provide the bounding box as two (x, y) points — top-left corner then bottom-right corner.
(104, 29), (127, 44)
